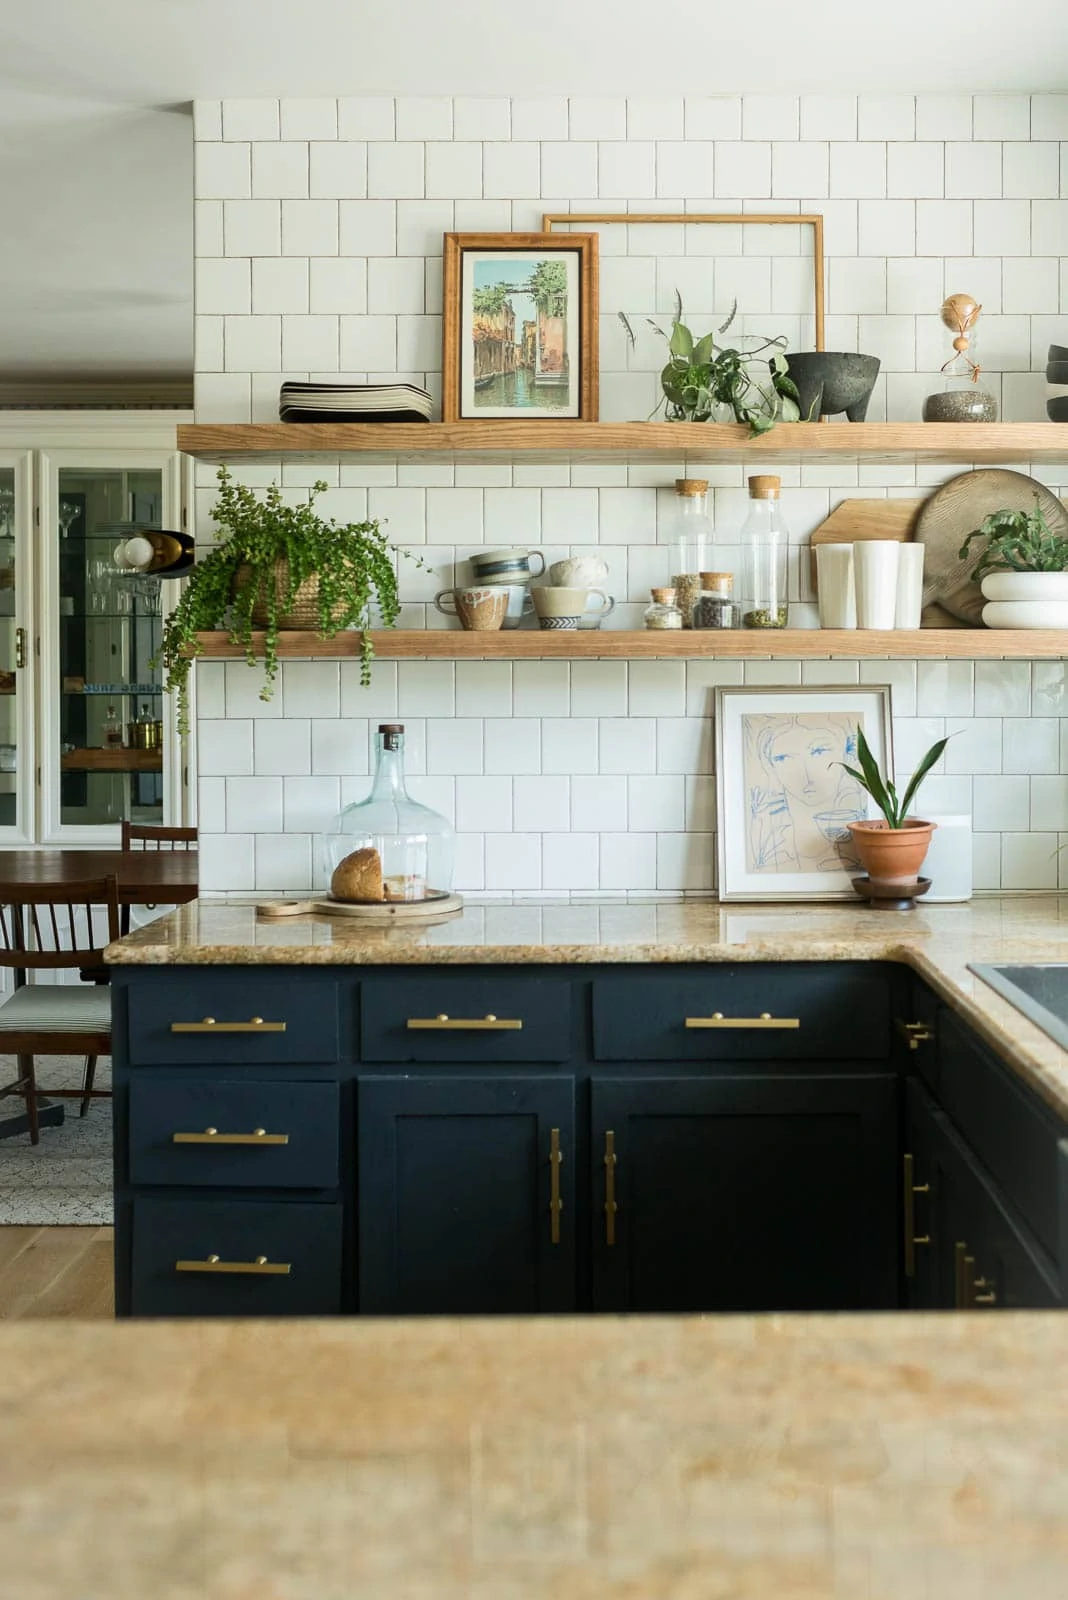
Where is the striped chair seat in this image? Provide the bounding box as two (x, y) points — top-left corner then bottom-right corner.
(0, 986), (111, 1032)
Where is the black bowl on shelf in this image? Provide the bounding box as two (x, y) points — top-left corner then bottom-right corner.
(1047, 397), (1068, 422)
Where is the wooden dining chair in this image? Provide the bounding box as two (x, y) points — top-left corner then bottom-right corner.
(120, 822), (198, 852)
(0, 876), (120, 1144)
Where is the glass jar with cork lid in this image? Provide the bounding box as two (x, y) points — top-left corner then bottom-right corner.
(644, 586), (683, 630)
(693, 571), (736, 630)
(741, 475), (789, 630)
(668, 478), (713, 629)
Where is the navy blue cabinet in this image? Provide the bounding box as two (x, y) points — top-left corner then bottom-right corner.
(591, 1074), (898, 1313)
(358, 1075), (575, 1313)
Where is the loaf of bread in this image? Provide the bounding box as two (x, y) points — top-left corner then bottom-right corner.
(330, 847), (384, 903)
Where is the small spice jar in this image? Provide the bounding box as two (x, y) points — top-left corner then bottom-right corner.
(693, 571), (736, 630)
(644, 586), (683, 630)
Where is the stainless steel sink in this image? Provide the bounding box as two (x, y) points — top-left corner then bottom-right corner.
(969, 964), (1068, 1051)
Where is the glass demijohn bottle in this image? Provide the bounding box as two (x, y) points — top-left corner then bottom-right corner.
(668, 478), (713, 630)
(319, 723), (454, 901)
(741, 475), (789, 630)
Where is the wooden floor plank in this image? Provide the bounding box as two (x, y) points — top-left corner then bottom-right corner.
(0, 1226), (114, 1320)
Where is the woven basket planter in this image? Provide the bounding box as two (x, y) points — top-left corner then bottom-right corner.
(235, 560), (349, 630)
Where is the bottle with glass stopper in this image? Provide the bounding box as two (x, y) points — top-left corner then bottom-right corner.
(319, 723), (455, 903)
(741, 475), (789, 630)
(922, 294), (998, 422)
(668, 478), (713, 629)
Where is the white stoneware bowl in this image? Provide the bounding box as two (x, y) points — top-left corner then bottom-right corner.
(981, 599), (1068, 629)
(980, 571), (1068, 602)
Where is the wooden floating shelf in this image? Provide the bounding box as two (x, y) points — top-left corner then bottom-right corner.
(61, 747), (162, 772)
(193, 629), (1068, 662)
(178, 421), (1068, 466)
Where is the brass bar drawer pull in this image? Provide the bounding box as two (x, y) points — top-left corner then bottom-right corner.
(685, 1013), (800, 1030)
(406, 1013), (523, 1031)
(170, 1017), (287, 1034)
(604, 1129), (618, 1247)
(172, 1127), (290, 1147)
(896, 1020), (934, 1050)
(902, 1152), (931, 1279)
(549, 1127), (563, 1246)
(175, 1255), (291, 1276)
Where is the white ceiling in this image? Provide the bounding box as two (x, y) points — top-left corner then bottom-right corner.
(2, 0), (1067, 390)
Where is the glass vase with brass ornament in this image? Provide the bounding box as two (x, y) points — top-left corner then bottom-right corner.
(922, 294), (998, 422)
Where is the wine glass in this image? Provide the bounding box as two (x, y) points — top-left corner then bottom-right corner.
(58, 500), (81, 540)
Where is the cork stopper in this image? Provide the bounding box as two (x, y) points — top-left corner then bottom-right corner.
(699, 571), (733, 594)
(378, 723), (404, 734)
(748, 475), (781, 499)
(674, 478), (709, 497)
(650, 587), (677, 604)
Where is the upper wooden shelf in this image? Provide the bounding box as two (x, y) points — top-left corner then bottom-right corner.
(193, 629), (1068, 661)
(178, 421), (1068, 466)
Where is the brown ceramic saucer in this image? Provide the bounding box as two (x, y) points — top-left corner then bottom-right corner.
(851, 875), (932, 912)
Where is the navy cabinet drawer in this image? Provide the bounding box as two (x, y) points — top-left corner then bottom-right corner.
(128, 1079), (339, 1189)
(126, 976), (339, 1065)
(593, 966), (890, 1061)
(937, 1010), (1061, 1261)
(130, 1198), (342, 1316)
(361, 976), (572, 1062)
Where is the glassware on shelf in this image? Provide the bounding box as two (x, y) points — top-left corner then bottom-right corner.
(693, 571), (736, 630)
(741, 475), (789, 630)
(318, 724), (454, 901)
(643, 587), (683, 630)
(668, 478), (714, 630)
(922, 294), (998, 423)
(104, 707), (124, 749)
(58, 500), (82, 540)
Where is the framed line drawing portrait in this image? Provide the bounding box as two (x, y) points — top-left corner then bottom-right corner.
(441, 232), (599, 422)
(715, 684), (894, 902)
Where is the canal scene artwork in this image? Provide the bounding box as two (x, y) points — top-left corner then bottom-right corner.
(460, 249), (580, 418)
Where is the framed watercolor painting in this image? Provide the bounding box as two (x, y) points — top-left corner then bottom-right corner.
(441, 233), (598, 423)
(714, 684), (894, 902)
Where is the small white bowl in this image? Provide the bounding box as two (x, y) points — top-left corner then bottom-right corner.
(981, 599), (1068, 629)
(980, 571), (1068, 602)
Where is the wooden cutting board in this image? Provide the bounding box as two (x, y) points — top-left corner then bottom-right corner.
(256, 893), (463, 920)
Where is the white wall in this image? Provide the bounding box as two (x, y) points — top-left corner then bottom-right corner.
(192, 92), (1068, 898)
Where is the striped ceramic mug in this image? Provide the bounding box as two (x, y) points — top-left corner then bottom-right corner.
(469, 547), (546, 585)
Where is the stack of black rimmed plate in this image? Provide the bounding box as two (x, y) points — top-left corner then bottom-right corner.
(279, 382), (433, 423)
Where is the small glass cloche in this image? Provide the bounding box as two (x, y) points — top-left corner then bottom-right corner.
(318, 723), (454, 902)
(922, 293), (998, 422)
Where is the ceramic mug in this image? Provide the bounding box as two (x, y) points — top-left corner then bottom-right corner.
(434, 584), (508, 632)
(435, 583), (533, 630)
(532, 586), (610, 631)
(549, 555), (609, 588)
(577, 594), (617, 630)
(470, 547), (546, 585)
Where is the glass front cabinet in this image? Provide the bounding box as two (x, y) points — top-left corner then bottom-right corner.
(0, 420), (190, 844)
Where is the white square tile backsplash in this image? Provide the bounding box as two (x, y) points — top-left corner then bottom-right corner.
(194, 93), (1068, 896)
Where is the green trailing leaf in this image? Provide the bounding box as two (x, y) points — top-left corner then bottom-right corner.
(630, 294), (797, 435)
(958, 495), (1068, 581)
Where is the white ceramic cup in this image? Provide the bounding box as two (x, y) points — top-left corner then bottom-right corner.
(894, 544), (925, 629)
(816, 543), (857, 629)
(853, 541), (900, 630)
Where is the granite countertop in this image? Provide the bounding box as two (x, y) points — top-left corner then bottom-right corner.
(107, 893), (1068, 1118)
(5, 1311), (1068, 1598)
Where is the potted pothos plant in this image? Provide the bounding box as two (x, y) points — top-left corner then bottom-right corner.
(158, 466), (407, 733)
(618, 296), (803, 434)
(840, 726), (949, 889)
(959, 496), (1068, 616)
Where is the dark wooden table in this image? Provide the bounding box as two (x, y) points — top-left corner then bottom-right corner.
(0, 848), (198, 1139)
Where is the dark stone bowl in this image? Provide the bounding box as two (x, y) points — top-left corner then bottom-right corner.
(777, 352), (881, 422)
(1047, 396), (1068, 422)
(1047, 343), (1068, 364)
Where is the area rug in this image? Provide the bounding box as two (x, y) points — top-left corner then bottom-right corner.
(0, 1055), (112, 1225)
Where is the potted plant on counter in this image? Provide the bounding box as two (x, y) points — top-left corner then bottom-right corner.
(959, 495), (1068, 629)
(841, 727), (949, 892)
(158, 466), (406, 733)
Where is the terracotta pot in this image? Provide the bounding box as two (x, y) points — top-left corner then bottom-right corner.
(848, 819), (937, 891)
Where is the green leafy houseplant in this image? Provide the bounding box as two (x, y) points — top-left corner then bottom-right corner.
(958, 496), (1068, 581)
(618, 297), (803, 434)
(840, 726), (949, 830)
(158, 467), (407, 734)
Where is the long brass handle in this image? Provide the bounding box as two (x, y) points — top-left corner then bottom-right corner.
(604, 1129), (617, 1247)
(685, 1013), (799, 1030)
(14, 628), (25, 670)
(902, 1152), (931, 1279)
(896, 1020), (935, 1051)
(170, 1017), (286, 1034)
(407, 1014), (522, 1031)
(175, 1255), (291, 1276)
(172, 1127), (290, 1146)
(549, 1127), (563, 1246)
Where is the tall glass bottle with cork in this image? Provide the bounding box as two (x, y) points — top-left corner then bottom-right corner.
(741, 475), (789, 630)
(668, 478), (713, 628)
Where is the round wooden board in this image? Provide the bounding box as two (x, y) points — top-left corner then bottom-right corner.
(257, 893), (464, 921)
(916, 469), (1068, 624)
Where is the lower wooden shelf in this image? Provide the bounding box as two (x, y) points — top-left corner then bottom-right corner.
(62, 748), (162, 772)
(192, 628), (1068, 661)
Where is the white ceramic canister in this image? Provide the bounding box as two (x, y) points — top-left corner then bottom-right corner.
(895, 544), (925, 629)
(815, 543), (857, 628)
(920, 813), (973, 902)
(853, 540), (900, 630)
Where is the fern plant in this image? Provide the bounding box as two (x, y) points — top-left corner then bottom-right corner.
(839, 726), (949, 830)
(158, 466), (410, 734)
(958, 496), (1068, 581)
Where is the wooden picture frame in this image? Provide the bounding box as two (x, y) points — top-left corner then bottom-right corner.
(543, 213), (825, 351)
(441, 233), (599, 423)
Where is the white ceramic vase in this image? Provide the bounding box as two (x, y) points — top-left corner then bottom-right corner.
(853, 541), (900, 630)
(816, 543), (856, 628)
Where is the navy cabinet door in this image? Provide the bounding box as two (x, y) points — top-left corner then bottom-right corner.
(591, 1073), (898, 1314)
(358, 1075), (575, 1314)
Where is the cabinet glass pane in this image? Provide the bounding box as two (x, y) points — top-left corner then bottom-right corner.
(0, 469), (17, 829)
(57, 468), (165, 827)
